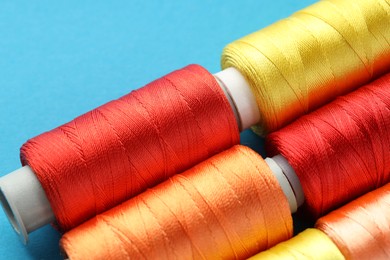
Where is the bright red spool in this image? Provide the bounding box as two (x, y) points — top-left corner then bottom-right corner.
(266, 73), (390, 219)
(20, 64), (239, 231)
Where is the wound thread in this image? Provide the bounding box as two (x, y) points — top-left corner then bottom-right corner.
(316, 183), (390, 259)
(266, 73), (390, 219)
(249, 228), (345, 260)
(222, 0), (390, 135)
(60, 145), (292, 260)
(20, 64), (239, 231)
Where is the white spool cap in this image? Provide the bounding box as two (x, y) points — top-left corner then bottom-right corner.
(272, 155), (305, 208)
(0, 166), (55, 244)
(265, 157), (298, 213)
(214, 68), (260, 130)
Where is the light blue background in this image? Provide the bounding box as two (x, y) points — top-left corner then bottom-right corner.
(0, 1), (317, 259)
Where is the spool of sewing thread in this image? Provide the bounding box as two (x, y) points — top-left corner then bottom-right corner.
(222, 0), (390, 135)
(60, 145), (293, 260)
(248, 228), (345, 260)
(0, 64), (245, 243)
(316, 183), (390, 259)
(266, 72), (390, 219)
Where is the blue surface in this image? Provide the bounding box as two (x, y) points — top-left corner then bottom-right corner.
(0, 1), (317, 259)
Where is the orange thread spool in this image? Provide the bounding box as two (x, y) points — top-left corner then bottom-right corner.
(60, 145), (292, 260)
(316, 183), (390, 259)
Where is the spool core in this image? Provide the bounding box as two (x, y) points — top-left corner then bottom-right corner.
(214, 67), (260, 131)
(0, 188), (21, 234)
(0, 166), (55, 244)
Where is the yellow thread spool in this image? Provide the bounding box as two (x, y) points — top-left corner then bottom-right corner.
(222, 0), (390, 135)
(249, 228), (345, 260)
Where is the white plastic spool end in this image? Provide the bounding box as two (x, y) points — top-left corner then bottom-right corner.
(265, 157), (298, 213)
(0, 166), (55, 244)
(272, 155), (305, 208)
(214, 68), (260, 131)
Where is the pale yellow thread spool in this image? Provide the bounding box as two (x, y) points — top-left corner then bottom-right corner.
(249, 228), (345, 260)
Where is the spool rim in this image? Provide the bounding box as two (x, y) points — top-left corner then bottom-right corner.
(0, 187), (28, 244)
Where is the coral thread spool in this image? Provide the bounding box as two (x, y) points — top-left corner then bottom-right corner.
(253, 183), (390, 259)
(316, 183), (390, 259)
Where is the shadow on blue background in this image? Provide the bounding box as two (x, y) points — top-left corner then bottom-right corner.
(0, 1), (316, 259)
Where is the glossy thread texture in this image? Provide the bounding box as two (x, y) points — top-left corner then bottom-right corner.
(222, 0), (390, 135)
(267, 73), (390, 219)
(20, 64), (239, 231)
(60, 145), (292, 260)
(249, 228), (344, 260)
(316, 183), (390, 260)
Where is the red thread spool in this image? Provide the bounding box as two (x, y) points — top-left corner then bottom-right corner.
(316, 183), (390, 259)
(20, 64), (239, 231)
(266, 73), (390, 219)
